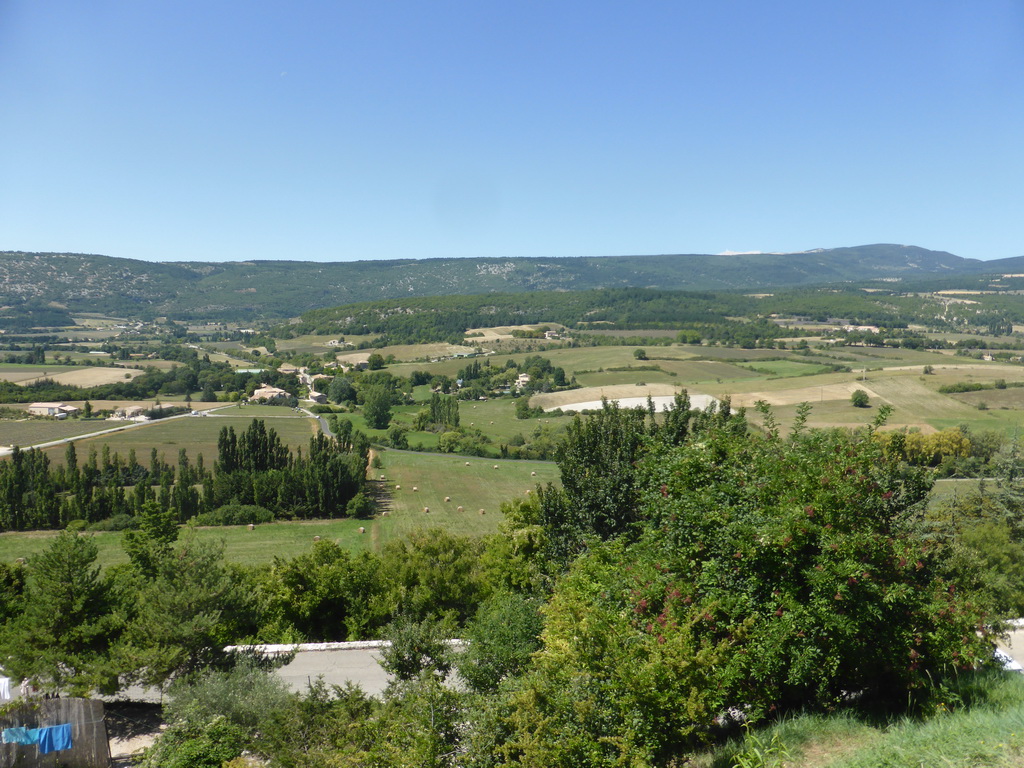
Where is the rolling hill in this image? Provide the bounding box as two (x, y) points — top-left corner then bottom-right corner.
(0, 244), (1013, 321)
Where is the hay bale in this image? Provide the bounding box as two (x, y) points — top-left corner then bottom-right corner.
(247, 523), (255, 531)
(381, 510), (389, 517)
(531, 471), (536, 476)
(358, 526), (365, 534)
(444, 496), (451, 502)
(413, 486), (418, 492)
(380, 474), (386, 480)
(396, 484), (401, 490)
(525, 489), (531, 495)
(457, 505), (464, 513)
(478, 508), (486, 515)
(493, 465), (499, 469)
(465, 461), (470, 466)
(313, 536), (321, 542)
(423, 506), (430, 514)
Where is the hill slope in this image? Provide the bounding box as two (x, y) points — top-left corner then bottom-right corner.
(0, 244), (997, 320)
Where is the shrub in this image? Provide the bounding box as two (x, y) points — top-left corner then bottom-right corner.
(851, 389), (870, 407)
(502, 422), (995, 763)
(345, 491), (375, 519)
(193, 504), (275, 527)
(456, 593), (543, 693)
(87, 513), (139, 532)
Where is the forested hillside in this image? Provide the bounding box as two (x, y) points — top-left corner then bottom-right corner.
(0, 244), (1003, 321)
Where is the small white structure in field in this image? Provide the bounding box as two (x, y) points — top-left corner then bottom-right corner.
(396, 484), (401, 490)
(493, 465), (499, 469)
(380, 475), (385, 480)
(465, 461), (470, 466)
(412, 486), (418, 492)
(247, 524), (255, 531)
(531, 471), (536, 476)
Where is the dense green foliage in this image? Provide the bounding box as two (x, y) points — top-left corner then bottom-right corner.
(0, 420), (368, 531)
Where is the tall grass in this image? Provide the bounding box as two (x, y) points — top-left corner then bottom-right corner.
(695, 670), (1024, 768)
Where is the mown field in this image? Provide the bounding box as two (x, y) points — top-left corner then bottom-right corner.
(0, 364), (143, 387)
(0, 449), (559, 566)
(0, 518), (372, 569)
(37, 411), (319, 466)
(0, 418), (126, 447)
(367, 449), (559, 547)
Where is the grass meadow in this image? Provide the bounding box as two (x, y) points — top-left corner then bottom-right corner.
(0, 449), (558, 566)
(0, 418), (123, 447)
(367, 449), (559, 547)
(694, 671), (1024, 768)
(37, 412), (320, 466)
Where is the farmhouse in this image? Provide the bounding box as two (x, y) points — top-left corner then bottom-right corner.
(307, 390), (328, 404)
(113, 405), (145, 419)
(251, 385), (290, 402)
(27, 402), (80, 419)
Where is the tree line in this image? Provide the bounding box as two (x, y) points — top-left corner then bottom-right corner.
(0, 420), (369, 532)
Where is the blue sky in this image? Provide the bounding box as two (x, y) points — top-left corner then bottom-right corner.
(2, 1), (1022, 263)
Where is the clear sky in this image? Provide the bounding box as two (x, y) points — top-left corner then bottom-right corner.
(2, 1), (1022, 263)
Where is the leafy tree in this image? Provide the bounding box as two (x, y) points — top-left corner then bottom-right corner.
(362, 383), (393, 430)
(456, 593), (543, 693)
(261, 541), (387, 641)
(500, 420), (994, 763)
(0, 531), (120, 695)
(367, 353), (386, 370)
(119, 533), (252, 690)
(633, 348), (647, 360)
(851, 389), (870, 407)
(123, 500), (179, 578)
(328, 375), (357, 405)
(379, 614), (454, 683)
(387, 424), (409, 449)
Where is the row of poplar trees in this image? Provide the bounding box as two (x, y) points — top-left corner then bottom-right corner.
(0, 420), (369, 531)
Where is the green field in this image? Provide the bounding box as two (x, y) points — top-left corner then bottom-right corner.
(0, 418), (125, 447)
(368, 449), (559, 547)
(0, 518), (372, 569)
(38, 412), (320, 466)
(0, 449), (560, 566)
(736, 360), (836, 377)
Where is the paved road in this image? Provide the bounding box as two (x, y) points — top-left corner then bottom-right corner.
(0, 406), (237, 456)
(276, 648), (390, 696)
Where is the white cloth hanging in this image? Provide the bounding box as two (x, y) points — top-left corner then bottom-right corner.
(0, 677), (10, 700)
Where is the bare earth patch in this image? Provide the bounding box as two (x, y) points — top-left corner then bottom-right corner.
(729, 382), (885, 408)
(14, 367), (143, 387)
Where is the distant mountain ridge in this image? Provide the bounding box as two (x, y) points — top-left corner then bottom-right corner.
(0, 244), (1017, 320)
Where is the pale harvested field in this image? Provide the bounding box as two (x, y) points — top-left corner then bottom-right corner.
(728, 381), (883, 408)
(531, 383), (688, 410)
(12, 367), (143, 387)
(3, 400), (222, 416)
(0, 367), (49, 384)
(465, 324), (552, 340)
(865, 376), (984, 422)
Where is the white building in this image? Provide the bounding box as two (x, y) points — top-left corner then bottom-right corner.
(251, 386), (290, 401)
(27, 402), (80, 419)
